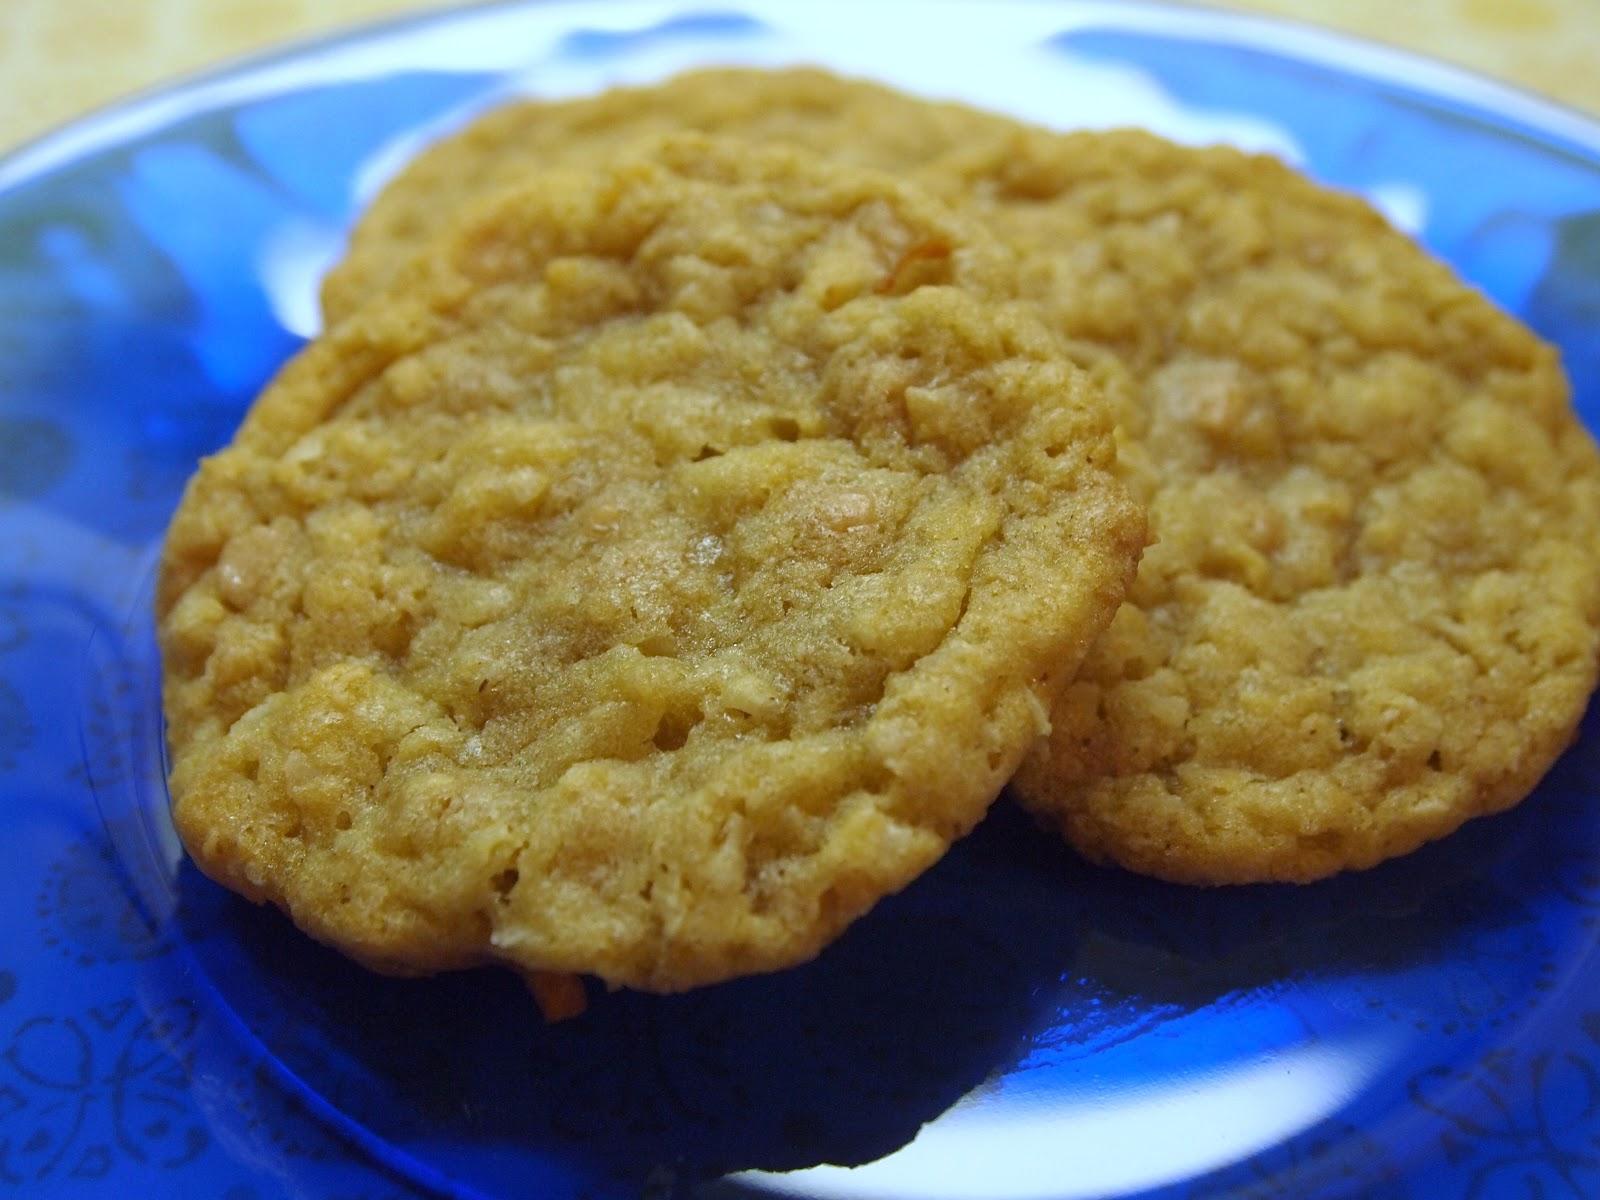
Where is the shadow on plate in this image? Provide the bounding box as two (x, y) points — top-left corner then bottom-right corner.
(158, 701), (1600, 1197)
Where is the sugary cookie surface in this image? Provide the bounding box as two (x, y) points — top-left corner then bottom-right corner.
(319, 68), (1013, 321)
(159, 136), (1143, 989)
(968, 130), (1600, 882)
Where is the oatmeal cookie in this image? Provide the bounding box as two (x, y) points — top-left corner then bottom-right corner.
(959, 130), (1600, 882)
(318, 64), (1600, 883)
(319, 67), (1013, 322)
(159, 135), (1143, 990)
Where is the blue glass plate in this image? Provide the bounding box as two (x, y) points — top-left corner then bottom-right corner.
(5, 2), (1600, 1196)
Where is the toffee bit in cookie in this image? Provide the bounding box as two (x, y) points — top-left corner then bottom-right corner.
(527, 971), (588, 1022)
(875, 238), (954, 296)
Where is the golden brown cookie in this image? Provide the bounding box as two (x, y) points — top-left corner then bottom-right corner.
(320, 65), (1600, 884)
(319, 67), (1013, 322)
(159, 135), (1144, 991)
(959, 130), (1600, 883)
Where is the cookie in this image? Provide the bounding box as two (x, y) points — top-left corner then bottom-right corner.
(159, 135), (1144, 991)
(959, 130), (1600, 883)
(322, 64), (1600, 883)
(319, 68), (1012, 322)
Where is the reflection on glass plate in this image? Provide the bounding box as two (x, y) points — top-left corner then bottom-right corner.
(2, 2), (1600, 1197)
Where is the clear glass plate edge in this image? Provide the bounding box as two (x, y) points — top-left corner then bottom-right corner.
(3, 0), (1600, 202)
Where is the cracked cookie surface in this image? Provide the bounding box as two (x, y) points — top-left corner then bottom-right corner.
(159, 135), (1143, 989)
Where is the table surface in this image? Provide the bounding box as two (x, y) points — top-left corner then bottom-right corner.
(2, 0), (1598, 154)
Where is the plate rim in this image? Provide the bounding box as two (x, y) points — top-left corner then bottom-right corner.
(2, 0), (1600, 198)
(9, 2), (1600, 1197)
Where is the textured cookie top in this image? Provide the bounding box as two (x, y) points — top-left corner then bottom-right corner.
(159, 136), (1143, 989)
(967, 130), (1600, 882)
(319, 67), (1012, 322)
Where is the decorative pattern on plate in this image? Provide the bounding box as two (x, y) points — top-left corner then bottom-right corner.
(35, 843), (170, 968)
(0, 999), (207, 1186)
(1407, 1034), (1600, 1200)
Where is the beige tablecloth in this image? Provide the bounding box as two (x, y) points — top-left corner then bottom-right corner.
(2, 0), (1595, 153)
